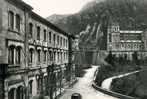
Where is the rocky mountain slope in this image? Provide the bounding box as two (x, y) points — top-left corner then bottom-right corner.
(47, 0), (147, 50)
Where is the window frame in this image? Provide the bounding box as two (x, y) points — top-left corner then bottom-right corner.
(8, 11), (14, 30)
(37, 26), (40, 40)
(15, 14), (21, 31)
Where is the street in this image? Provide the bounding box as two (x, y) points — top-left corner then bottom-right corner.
(59, 66), (118, 99)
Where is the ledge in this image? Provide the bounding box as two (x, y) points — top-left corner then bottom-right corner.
(92, 82), (140, 99)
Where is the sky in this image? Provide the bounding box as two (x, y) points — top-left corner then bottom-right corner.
(23, 0), (94, 18)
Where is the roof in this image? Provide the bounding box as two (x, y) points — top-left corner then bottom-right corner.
(120, 30), (143, 34)
(30, 12), (71, 37)
(6, 0), (33, 10)
(6, 0), (75, 38)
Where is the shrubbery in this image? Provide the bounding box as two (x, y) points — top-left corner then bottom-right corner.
(94, 51), (143, 87)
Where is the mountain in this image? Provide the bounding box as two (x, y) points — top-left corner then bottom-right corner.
(47, 0), (147, 50)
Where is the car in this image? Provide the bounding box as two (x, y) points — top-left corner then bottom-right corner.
(71, 93), (82, 99)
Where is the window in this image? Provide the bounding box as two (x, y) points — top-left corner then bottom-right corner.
(64, 52), (65, 60)
(44, 29), (47, 41)
(66, 39), (68, 48)
(8, 46), (15, 64)
(63, 38), (65, 47)
(44, 51), (47, 62)
(37, 26), (40, 40)
(8, 11), (14, 30)
(29, 23), (33, 38)
(53, 34), (56, 45)
(15, 47), (21, 64)
(53, 52), (56, 62)
(57, 36), (59, 45)
(60, 37), (62, 47)
(37, 50), (41, 62)
(58, 52), (59, 62)
(64, 39), (66, 47)
(16, 14), (21, 31)
(29, 49), (34, 63)
(109, 34), (111, 42)
(49, 32), (52, 43)
(49, 51), (51, 61)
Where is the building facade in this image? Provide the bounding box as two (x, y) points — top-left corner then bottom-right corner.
(0, 0), (76, 99)
(107, 23), (147, 60)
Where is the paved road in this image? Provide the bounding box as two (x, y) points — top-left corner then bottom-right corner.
(59, 66), (118, 99)
(101, 70), (139, 90)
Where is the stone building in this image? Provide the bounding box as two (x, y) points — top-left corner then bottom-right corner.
(0, 0), (76, 99)
(107, 22), (147, 60)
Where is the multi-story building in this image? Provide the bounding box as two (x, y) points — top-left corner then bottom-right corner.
(0, 0), (76, 99)
(107, 22), (146, 60)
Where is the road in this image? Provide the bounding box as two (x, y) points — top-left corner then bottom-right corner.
(59, 66), (118, 99)
(101, 70), (139, 90)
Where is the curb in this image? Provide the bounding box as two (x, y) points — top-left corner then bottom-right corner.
(92, 82), (140, 99)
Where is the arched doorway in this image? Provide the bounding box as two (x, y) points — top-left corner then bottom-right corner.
(29, 80), (33, 95)
(16, 86), (24, 99)
(8, 88), (15, 99)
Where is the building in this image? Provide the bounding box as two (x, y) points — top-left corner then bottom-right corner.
(0, 0), (76, 99)
(107, 22), (147, 60)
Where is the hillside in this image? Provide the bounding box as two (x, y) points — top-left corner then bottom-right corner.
(47, 0), (147, 50)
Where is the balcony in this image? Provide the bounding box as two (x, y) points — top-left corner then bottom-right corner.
(36, 40), (42, 46)
(8, 65), (21, 72)
(28, 39), (36, 44)
(42, 41), (48, 47)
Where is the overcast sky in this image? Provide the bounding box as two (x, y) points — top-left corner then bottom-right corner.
(23, 0), (94, 18)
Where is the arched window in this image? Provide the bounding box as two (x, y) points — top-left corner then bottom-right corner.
(57, 52), (59, 62)
(37, 26), (40, 40)
(49, 32), (52, 43)
(8, 46), (15, 65)
(63, 39), (65, 47)
(29, 49), (34, 63)
(16, 47), (21, 64)
(16, 14), (21, 31)
(53, 52), (56, 62)
(57, 36), (59, 45)
(8, 11), (14, 30)
(44, 29), (47, 41)
(29, 23), (33, 38)
(60, 37), (62, 47)
(37, 50), (41, 62)
(44, 51), (47, 62)
(49, 51), (52, 61)
(53, 34), (56, 45)
(8, 88), (15, 99)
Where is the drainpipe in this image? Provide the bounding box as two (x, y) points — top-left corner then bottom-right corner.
(24, 8), (29, 99)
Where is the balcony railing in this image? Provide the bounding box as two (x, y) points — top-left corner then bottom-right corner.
(8, 65), (20, 72)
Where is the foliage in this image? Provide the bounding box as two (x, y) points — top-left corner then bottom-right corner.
(95, 51), (143, 87)
(94, 64), (114, 86)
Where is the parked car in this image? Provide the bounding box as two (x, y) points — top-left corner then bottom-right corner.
(71, 93), (82, 99)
